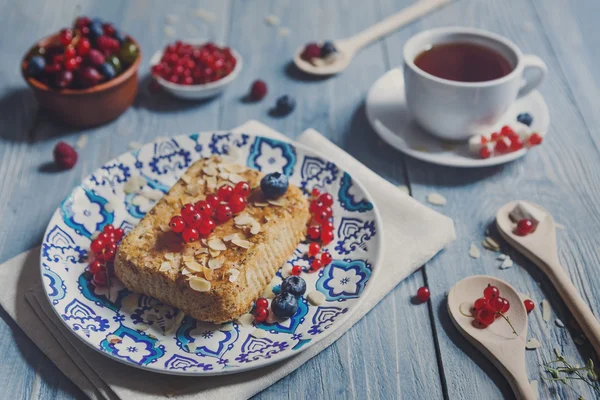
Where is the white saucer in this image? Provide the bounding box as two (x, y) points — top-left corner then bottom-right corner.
(365, 68), (550, 168)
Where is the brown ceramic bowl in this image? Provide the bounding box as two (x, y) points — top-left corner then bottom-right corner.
(21, 34), (141, 128)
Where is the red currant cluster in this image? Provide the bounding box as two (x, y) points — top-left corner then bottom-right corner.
(169, 181), (251, 243)
(253, 297), (270, 323)
(479, 126), (543, 159)
(472, 285), (511, 327)
(24, 16), (138, 90)
(515, 218), (534, 236)
(88, 224), (125, 287)
(151, 41), (237, 85)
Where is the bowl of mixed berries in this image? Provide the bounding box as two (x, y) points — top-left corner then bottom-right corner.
(21, 16), (141, 127)
(150, 40), (242, 100)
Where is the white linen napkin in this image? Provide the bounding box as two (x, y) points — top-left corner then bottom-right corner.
(0, 121), (455, 400)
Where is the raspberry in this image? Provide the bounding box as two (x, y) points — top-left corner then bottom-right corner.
(53, 141), (78, 169)
(301, 43), (321, 60)
(250, 80), (267, 100)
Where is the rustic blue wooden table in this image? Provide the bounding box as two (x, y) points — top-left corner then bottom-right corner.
(2, 0), (600, 399)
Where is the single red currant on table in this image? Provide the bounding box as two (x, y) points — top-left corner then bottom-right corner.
(321, 230), (334, 245)
(416, 286), (430, 302)
(254, 307), (269, 323)
(524, 299), (535, 313)
(53, 141), (78, 169)
(307, 225), (320, 240)
(255, 298), (269, 309)
(319, 193), (334, 207)
(291, 265), (302, 276)
(308, 242), (320, 257)
(310, 258), (323, 271)
(249, 80), (267, 101)
(311, 188), (321, 197)
(320, 251), (332, 265)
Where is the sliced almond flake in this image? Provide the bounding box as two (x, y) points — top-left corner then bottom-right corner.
(201, 239), (208, 246)
(181, 174), (192, 184)
(308, 291), (326, 306)
(245, 269), (253, 284)
(234, 213), (254, 226)
(186, 184), (201, 196)
(227, 268), (240, 282)
(267, 198), (286, 207)
(263, 215), (271, 222)
(209, 249), (221, 258)
(208, 258), (224, 270)
(262, 284), (275, 299)
(264, 14), (280, 26)
(206, 175), (217, 190)
(165, 195), (179, 205)
(250, 221), (261, 235)
(124, 176), (147, 194)
(104, 203), (114, 212)
(542, 299), (551, 322)
(159, 261), (172, 272)
(203, 266), (214, 280)
(128, 141), (142, 150)
(203, 165), (218, 176)
(250, 329), (267, 338)
(157, 224), (168, 233)
(468, 243), (480, 259)
(526, 338), (541, 350)
(208, 238), (227, 251)
(183, 246), (195, 257)
(107, 334), (122, 344)
(574, 336), (585, 346)
(223, 233), (240, 242)
(555, 318), (565, 328)
(237, 313), (254, 326)
(189, 276), (211, 292)
(136, 323), (150, 332)
(500, 257), (514, 269)
(232, 237), (252, 249)
(228, 173), (244, 184)
(253, 202), (268, 207)
(76, 134), (88, 149)
(165, 312), (185, 335)
(221, 323), (235, 331)
(194, 8), (216, 22)
(143, 189), (164, 201)
(122, 294), (139, 310)
(485, 237), (501, 249)
(497, 254), (507, 261)
(282, 264), (294, 278)
(181, 268), (192, 276)
(164, 253), (175, 261)
(185, 261), (204, 272)
(426, 193), (447, 206)
(187, 343), (197, 353)
(195, 248), (208, 255)
(182, 255), (194, 262)
(530, 380), (538, 397)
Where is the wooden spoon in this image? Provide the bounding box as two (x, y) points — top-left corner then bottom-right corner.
(448, 275), (536, 400)
(293, 0), (450, 76)
(496, 200), (600, 356)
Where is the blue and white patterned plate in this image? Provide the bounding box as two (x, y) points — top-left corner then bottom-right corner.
(41, 131), (382, 375)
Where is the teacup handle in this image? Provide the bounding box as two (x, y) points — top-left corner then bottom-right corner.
(517, 55), (547, 98)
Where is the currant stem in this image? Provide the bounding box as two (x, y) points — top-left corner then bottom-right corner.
(496, 312), (518, 336)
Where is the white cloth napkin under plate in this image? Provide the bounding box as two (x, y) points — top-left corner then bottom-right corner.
(0, 120), (455, 400)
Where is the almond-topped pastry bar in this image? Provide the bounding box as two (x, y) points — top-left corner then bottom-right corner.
(115, 156), (310, 324)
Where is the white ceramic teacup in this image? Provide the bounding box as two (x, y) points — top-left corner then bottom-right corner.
(403, 27), (547, 140)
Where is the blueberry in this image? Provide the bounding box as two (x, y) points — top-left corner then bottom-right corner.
(114, 29), (126, 43)
(281, 276), (306, 297)
(89, 21), (104, 39)
(320, 41), (337, 58)
(91, 17), (103, 25)
(98, 62), (116, 79)
(275, 95), (295, 115)
(271, 292), (298, 319)
(27, 56), (45, 77)
(260, 172), (289, 199)
(517, 112), (533, 127)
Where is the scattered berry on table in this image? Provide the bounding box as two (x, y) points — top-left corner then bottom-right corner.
(320, 251), (332, 265)
(281, 276), (307, 297)
(53, 141), (78, 169)
(524, 299), (535, 313)
(319, 193), (334, 206)
(255, 297), (269, 309)
(320, 41), (337, 58)
(291, 265), (302, 276)
(528, 133), (543, 146)
(307, 225), (321, 240)
(249, 80), (268, 100)
(274, 95), (296, 115)
(320, 230), (334, 245)
(311, 188), (321, 197)
(310, 258), (323, 271)
(308, 242), (321, 257)
(416, 286), (430, 302)
(261, 172), (289, 199)
(254, 307), (269, 323)
(271, 292), (299, 319)
(301, 43), (321, 60)
(517, 112), (533, 126)
(515, 219), (534, 236)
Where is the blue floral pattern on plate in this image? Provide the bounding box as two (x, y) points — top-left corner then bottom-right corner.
(40, 130), (381, 376)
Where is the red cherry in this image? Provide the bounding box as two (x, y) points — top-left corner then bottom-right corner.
(321, 230), (334, 245)
(89, 260), (104, 274)
(311, 258), (323, 271)
(194, 200), (213, 216)
(416, 286), (430, 302)
(217, 185), (234, 201)
(528, 133), (543, 146)
(311, 188), (321, 197)
(473, 297), (488, 312)
(249, 80), (267, 100)
(320, 252), (332, 265)
(206, 194), (221, 208)
(255, 298), (269, 309)
(479, 146), (492, 159)
(90, 239), (105, 253)
(254, 307), (268, 323)
(59, 28), (73, 46)
(501, 298), (510, 313)
(319, 193), (334, 207)
(233, 181), (251, 197)
(309, 200), (324, 214)
(524, 299), (535, 313)
(181, 203), (196, 218)
(114, 228), (124, 241)
(53, 141), (77, 169)
(477, 307), (495, 326)
(291, 265), (302, 276)
(215, 204), (233, 223)
(198, 218), (216, 236)
(307, 226), (321, 240)
(92, 270), (108, 286)
(515, 219), (534, 236)
(182, 227), (199, 243)
(169, 216), (186, 233)
(308, 242), (320, 257)
(489, 296), (505, 312)
(483, 285), (499, 299)
(228, 195), (246, 213)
